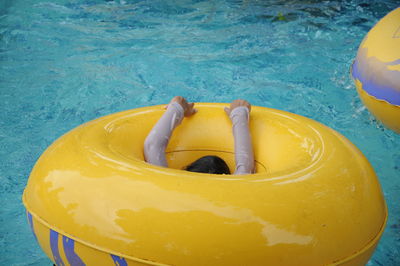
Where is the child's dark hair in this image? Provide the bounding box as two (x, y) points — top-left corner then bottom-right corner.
(185, 156), (230, 175)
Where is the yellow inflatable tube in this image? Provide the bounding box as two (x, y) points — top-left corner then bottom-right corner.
(23, 104), (387, 265)
(351, 8), (400, 133)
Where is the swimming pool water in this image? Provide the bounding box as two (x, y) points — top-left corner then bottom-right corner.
(1, 0), (399, 265)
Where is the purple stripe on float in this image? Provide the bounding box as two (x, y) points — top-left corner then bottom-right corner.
(352, 57), (400, 106)
(63, 236), (85, 266)
(50, 230), (65, 266)
(111, 254), (128, 266)
(27, 212), (38, 241)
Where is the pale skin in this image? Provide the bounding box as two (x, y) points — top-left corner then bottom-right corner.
(165, 96), (197, 116)
(224, 99), (251, 116)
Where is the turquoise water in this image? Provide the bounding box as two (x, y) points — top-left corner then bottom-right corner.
(1, 0), (399, 265)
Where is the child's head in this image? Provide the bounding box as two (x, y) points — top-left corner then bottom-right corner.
(185, 156), (230, 175)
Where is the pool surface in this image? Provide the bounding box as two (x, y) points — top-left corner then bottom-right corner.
(1, 0), (399, 265)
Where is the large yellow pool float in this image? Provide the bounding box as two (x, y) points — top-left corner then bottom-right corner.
(23, 104), (387, 265)
(351, 7), (400, 133)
